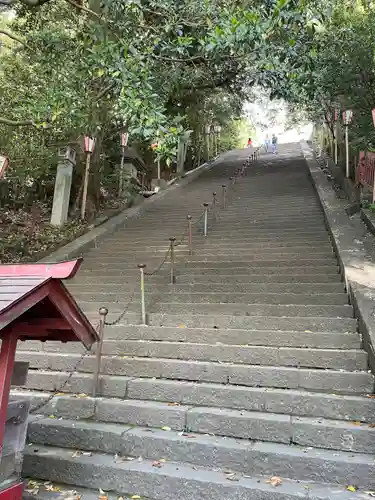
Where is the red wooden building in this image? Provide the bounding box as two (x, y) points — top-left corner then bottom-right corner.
(0, 260), (98, 500)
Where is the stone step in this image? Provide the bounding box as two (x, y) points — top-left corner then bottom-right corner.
(27, 411), (375, 456)
(95, 325), (362, 348)
(95, 245), (334, 255)
(24, 442), (375, 492)
(23, 455), (370, 500)
(82, 258), (338, 268)
(14, 376), (375, 422)
(18, 326), (359, 349)
(16, 356), (372, 394)
(126, 378), (375, 422)
(78, 266), (340, 276)
(72, 292), (349, 306)
(72, 274), (343, 284)
(109, 303), (354, 318)
(17, 342), (367, 370)
(67, 282), (346, 294)
(83, 250), (336, 260)
(104, 236), (334, 245)
(127, 313), (357, 333)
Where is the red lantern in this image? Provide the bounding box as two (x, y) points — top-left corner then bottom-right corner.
(342, 110), (353, 125)
(121, 133), (128, 147)
(0, 155), (9, 179)
(84, 136), (95, 153)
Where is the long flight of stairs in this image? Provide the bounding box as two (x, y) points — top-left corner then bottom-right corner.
(15, 145), (375, 499)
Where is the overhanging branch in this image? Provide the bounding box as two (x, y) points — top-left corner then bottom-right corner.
(0, 29), (30, 47)
(0, 117), (36, 126)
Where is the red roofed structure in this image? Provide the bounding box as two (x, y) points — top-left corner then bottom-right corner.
(0, 259), (98, 500)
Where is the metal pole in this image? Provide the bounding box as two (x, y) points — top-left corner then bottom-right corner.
(345, 125), (349, 178)
(169, 237), (176, 284)
(81, 152), (91, 220)
(213, 192), (217, 220)
(222, 184), (226, 208)
(138, 264), (147, 325)
(203, 203), (209, 237)
(92, 307), (108, 397)
(334, 123), (338, 164)
(187, 215), (193, 255)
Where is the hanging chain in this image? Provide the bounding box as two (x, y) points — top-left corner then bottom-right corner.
(104, 287), (137, 326)
(30, 345), (93, 414)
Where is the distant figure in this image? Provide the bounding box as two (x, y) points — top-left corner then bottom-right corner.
(247, 137), (252, 147)
(264, 134), (270, 152)
(271, 134), (278, 154)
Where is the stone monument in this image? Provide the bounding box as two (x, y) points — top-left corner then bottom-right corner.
(50, 146), (76, 226)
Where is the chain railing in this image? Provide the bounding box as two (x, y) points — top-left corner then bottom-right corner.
(25, 148), (261, 404)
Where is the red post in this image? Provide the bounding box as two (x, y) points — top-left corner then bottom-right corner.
(0, 333), (18, 456)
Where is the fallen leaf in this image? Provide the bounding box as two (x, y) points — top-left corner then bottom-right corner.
(131, 496), (141, 499)
(351, 422), (362, 426)
(304, 330), (312, 333)
(226, 473), (240, 482)
(369, 424), (375, 428)
(99, 496), (108, 500)
(367, 394), (375, 399)
(178, 324), (186, 328)
(48, 415), (56, 419)
(161, 426), (171, 431)
(45, 484), (61, 492)
(152, 460), (163, 468)
(167, 402), (180, 406)
(77, 393), (88, 398)
(266, 476), (282, 487)
(55, 392), (65, 396)
(346, 485), (358, 492)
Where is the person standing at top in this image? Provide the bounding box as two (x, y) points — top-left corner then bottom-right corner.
(271, 133), (278, 154)
(247, 137), (252, 147)
(264, 134), (270, 152)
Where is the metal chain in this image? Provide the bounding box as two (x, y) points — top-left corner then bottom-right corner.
(144, 246), (171, 276)
(30, 345), (93, 414)
(104, 286), (137, 326)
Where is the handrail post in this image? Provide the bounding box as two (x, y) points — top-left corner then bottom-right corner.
(169, 237), (176, 284)
(92, 306), (108, 397)
(203, 203), (209, 237)
(213, 192), (217, 220)
(137, 264), (147, 325)
(222, 184), (227, 208)
(187, 215), (193, 255)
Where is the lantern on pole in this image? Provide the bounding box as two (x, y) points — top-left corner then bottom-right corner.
(342, 110), (353, 178)
(81, 136), (95, 220)
(152, 132), (161, 182)
(333, 108), (339, 164)
(0, 155), (9, 179)
(205, 125), (211, 160)
(372, 109), (375, 128)
(118, 133), (129, 198)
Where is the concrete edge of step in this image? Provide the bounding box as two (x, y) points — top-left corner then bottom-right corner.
(37, 158), (216, 265)
(301, 140), (375, 379)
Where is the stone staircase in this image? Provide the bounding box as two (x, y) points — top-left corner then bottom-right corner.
(15, 144), (375, 499)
